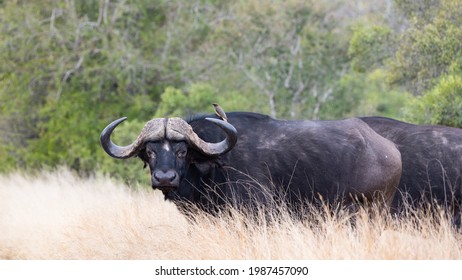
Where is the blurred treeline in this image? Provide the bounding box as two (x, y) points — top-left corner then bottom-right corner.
(1, 0), (462, 185)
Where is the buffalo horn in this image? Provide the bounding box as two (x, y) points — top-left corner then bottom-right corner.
(101, 116), (237, 159)
(100, 117), (166, 159)
(166, 117), (237, 156)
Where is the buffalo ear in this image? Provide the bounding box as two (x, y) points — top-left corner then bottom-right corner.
(137, 154), (148, 169)
(193, 159), (222, 175)
(194, 161), (214, 174)
(188, 150), (221, 174)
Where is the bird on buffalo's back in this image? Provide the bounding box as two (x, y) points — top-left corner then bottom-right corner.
(213, 103), (227, 122)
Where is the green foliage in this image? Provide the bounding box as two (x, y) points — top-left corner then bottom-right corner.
(0, 0), (166, 180)
(208, 0), (352, 119)
(1, 0), (462, 182)
(389, 0), (462, 95)
(155, 87), (189, 117)
(345, 22), (409, 120)
(331, 70), (411, 119)
(0, 142), (15, 173)
(349, 25), (394, 73)
(393, 0), (441, 23)
(386, 0), (462, 126)
(155, 83), (258, 117)
(404, 74), (462, 127)
(155, 83), (216, 117)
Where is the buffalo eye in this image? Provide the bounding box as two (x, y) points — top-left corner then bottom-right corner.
(146, 148), (156, 159)
(176, 149), (187, 159)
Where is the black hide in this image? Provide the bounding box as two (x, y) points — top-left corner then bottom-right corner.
(138, 112), (402, 213)
(361, 116), (462, 223)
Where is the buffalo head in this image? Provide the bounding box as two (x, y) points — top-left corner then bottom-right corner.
(100, 115), (237, 194)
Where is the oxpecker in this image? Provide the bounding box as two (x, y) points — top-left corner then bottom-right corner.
(213, 103), (227, 122)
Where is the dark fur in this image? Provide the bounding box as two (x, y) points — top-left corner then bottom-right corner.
(137, 112), (402, 214)
(361, 116), (462, 224)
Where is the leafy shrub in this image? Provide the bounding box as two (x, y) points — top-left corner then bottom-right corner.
(404, 74), (462, 127)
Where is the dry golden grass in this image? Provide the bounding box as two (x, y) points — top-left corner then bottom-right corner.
(1, 169), (461, 260)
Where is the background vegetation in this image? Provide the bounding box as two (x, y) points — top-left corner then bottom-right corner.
(1, 0), (462, 184)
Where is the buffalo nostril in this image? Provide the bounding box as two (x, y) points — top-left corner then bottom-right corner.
(154, 170), (177, 185)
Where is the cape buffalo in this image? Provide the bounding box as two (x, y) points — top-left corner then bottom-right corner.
(361, 116), (462, 224)
(101, 110), (402, 213)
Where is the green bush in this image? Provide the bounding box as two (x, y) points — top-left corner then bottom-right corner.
(389, 0), (462, 95)
(348, 25), (394, 73)
(155, 83), (217, 118)
(331, 70), (411, 119)
(404, 74), (462, 127)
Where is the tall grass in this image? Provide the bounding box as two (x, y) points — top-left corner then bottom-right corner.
(1, 169), (461, 259)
